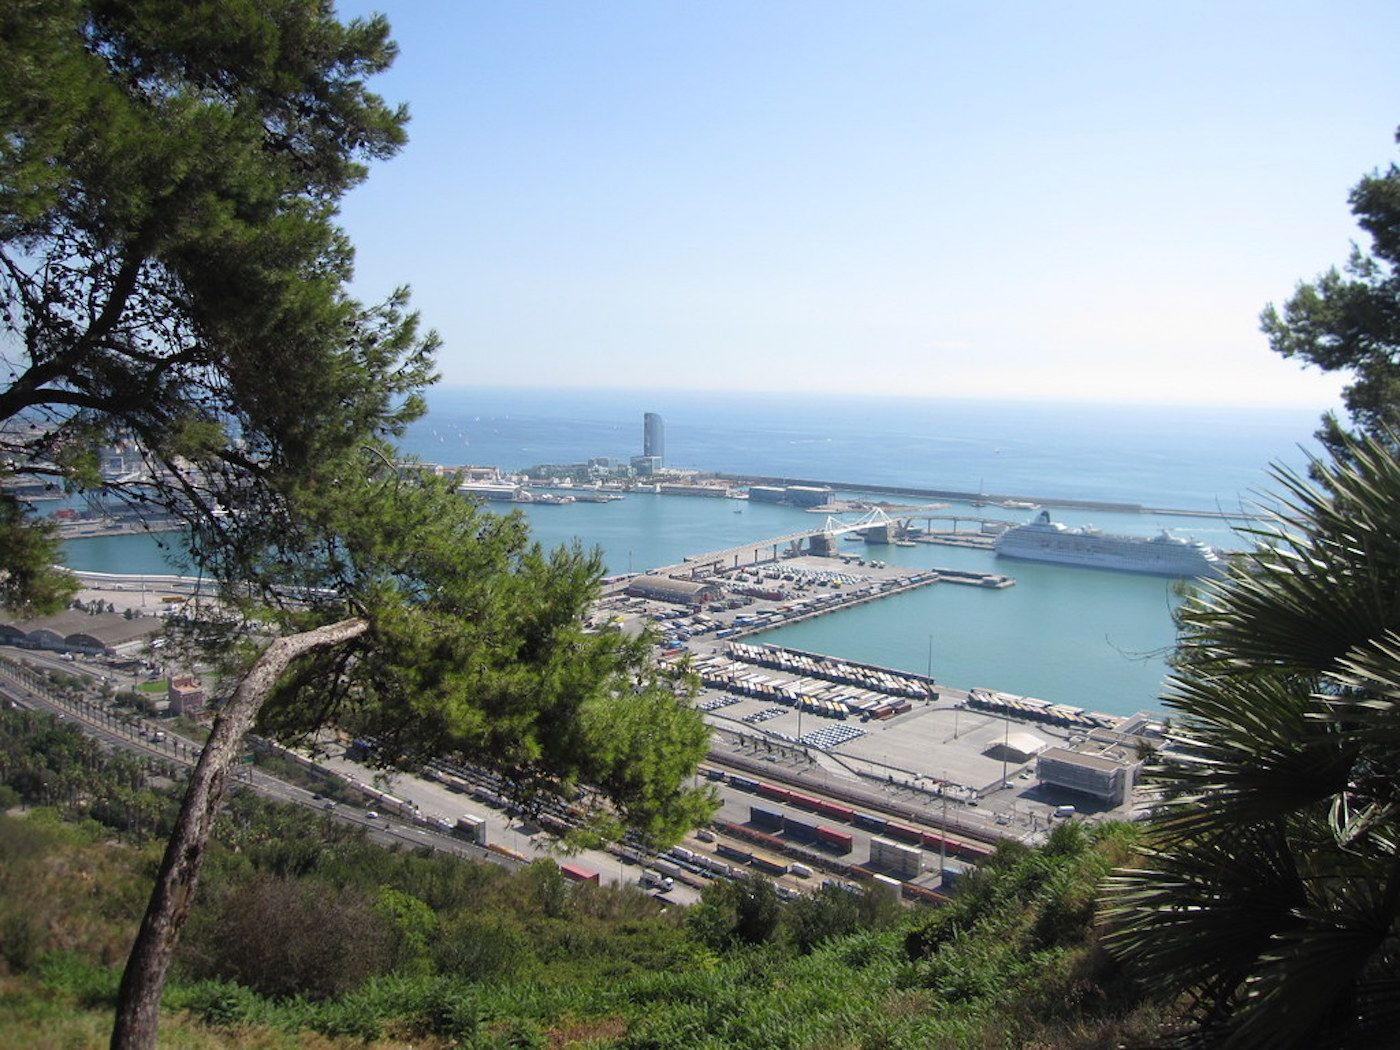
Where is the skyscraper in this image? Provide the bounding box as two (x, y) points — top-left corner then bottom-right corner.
(643, 412), (664, 465)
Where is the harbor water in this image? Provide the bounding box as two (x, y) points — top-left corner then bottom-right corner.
(58, 388), (1332, 718)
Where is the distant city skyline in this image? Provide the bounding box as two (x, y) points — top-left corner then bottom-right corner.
(333, 2), (1395, 409)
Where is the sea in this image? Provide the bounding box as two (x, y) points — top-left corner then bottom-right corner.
(59, 387), (1331, 719)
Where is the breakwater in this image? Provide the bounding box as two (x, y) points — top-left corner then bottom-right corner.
(714, 473), (1247, 520)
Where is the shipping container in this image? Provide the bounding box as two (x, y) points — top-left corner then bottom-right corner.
(788, 791), (822, 813)
(453, 814), (487, 844)
(871, 872), (904, 898)
(757, 782), (791, 804)
(853, 811), (888, 833)
(902, 882), (950, 905)
(783, 816), (818, 842)
(952, 838), (996, 862)
(750, 805), (785, 831)
(716, 842), (754, 864)
(560, 863), (600, 884)
(870, 836), (923, 879)
(920, 829), (949, 852)
(816, 826), (854, 854)
(750, 853), (789, 876)
(884, 822), (923, 845)
(814, 799), (855, 822)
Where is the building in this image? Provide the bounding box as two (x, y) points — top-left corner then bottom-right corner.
(457, 480), (524, 502)
(643, 412), (664, 465)
(1036, 745), (1138, 806)
(984, 731), (1049, 764)
(747, 486), (787, 503)
(657, 482), (729, 498)
(630, 455), (662, 476)
(624, 575), (720, 606)
(0, 609), (162, 656)
(167, 674), (206, 717)
(785, 485), (834, 508)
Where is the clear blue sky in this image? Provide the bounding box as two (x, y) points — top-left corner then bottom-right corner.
(334, 1), (1398, 406)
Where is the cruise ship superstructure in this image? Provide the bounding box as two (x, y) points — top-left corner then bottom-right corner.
(993, 510), (1226, 578)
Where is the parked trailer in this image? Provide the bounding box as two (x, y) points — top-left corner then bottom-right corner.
(560, 862), (600, 884)
(816, 826), (854, 854)
(486, 842), (526, 862)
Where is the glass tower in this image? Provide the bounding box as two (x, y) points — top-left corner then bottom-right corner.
(643, 412), (664, 464)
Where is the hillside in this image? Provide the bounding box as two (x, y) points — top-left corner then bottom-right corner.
(0, 708), (1174, 1049)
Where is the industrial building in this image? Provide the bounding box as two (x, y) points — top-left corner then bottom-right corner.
(784, 485), (834, 507)
(0, 609), (162, 655)
(624, 575), (721, 606)
(457, 480), (524, 502)
(747, 486), (787, 503)
(1036, 745), (1138, 806)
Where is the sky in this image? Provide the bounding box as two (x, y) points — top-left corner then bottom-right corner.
(333, 1), (1399, 406)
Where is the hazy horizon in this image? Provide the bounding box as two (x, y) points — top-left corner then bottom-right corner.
(334, 2), (1391, 408)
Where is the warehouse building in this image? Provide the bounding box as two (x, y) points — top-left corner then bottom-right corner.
(624, 575), (721, 606)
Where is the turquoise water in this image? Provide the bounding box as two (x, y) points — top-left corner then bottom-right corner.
(58, 388), (1332, 717)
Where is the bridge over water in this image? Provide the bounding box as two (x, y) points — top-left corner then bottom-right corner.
(672, 509), (916, 577)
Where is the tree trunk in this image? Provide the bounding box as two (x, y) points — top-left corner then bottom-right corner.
(110, 617), (368, 1050)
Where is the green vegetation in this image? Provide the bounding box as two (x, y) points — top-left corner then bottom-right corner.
(3, 4), (715, 1041)
(1262, 128), (1400, 457)
(0, 707), (1172, 1048)
(1101, 433), (1400, 1047)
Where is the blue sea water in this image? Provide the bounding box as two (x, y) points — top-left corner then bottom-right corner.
(61, 387), (1331, 716)
(398, 386), (1325, 512)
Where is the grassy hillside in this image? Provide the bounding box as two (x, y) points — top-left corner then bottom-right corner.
(0, 708), (1171, 1048)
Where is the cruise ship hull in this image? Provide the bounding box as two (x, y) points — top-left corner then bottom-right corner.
(993, 511), (1225, 579)
(994, 544), (1222, 578)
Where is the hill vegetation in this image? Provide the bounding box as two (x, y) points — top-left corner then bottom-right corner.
(0, 708), (1171, 1049)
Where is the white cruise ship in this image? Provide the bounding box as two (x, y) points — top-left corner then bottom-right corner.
(993, 510), (1226, 578)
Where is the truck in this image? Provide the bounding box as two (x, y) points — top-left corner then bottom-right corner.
(639, 869), (675, 892)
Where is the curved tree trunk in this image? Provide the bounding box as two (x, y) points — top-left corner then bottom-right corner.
(110, 617), (368, 1050)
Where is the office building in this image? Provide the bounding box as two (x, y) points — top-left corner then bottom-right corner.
(643, 412), (664, 465)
